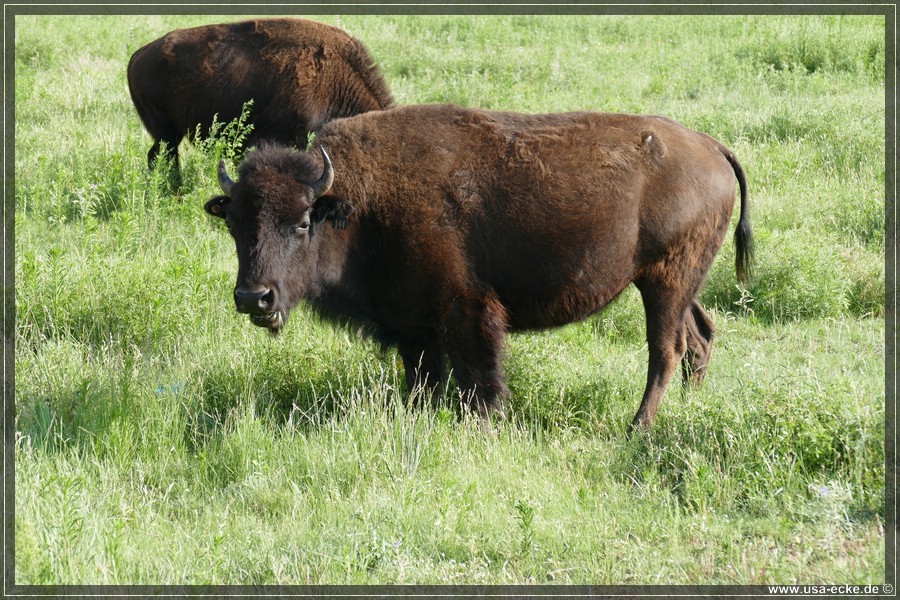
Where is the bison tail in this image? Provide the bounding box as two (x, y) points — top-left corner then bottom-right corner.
(723, 149), (754, 284)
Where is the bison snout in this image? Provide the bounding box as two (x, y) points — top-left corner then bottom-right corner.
(234, 286), (277, 314)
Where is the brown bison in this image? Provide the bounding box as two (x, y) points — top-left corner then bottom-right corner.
(205, 104), (753, 429)
(127, 18), (394, 173)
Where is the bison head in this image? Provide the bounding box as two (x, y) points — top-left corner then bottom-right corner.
(205, 144), (353, 333)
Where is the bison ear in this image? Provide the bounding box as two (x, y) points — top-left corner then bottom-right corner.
(311, 194), (354, 229)
(205, 196), (230, 219)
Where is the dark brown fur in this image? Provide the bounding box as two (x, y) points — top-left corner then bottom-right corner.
(205, 104), (754, 429)
(127, 18), (394, 171)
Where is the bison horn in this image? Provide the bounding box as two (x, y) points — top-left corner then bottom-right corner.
(310, 146), (334, 198)
(217, 160), (236, 197)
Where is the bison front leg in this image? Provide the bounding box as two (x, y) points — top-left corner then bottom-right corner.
(682, 299), (715, 386)
(397, 334), (447, 407)
(441, 290), (510, 419)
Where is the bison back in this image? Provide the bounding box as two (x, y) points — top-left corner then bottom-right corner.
(315, 105), (741, 330)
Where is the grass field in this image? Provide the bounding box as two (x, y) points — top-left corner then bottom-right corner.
(12, 13), (887, 586)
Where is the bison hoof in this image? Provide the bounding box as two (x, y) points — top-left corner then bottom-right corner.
(472, 399), (506, 421)
(628, 414), (656, 435)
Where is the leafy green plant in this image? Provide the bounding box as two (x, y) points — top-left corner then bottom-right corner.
(194, 99), (256, 163)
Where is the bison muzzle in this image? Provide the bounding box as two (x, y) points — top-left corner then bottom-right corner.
(205, 104), (754, 430)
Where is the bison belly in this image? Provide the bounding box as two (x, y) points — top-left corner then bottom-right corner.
(469, 211), (641, 331)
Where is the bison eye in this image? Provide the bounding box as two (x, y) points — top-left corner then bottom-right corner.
(292, 220), (311, 236)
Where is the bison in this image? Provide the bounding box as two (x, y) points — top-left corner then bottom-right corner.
(204, 104), (753, 429)
(127, 18), (394, 175)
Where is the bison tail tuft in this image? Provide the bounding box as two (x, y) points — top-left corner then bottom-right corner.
(723, 149), (754, 285)
(735, 214), (754, 285)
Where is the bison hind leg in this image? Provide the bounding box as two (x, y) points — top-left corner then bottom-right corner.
(631, 269), (709, 430)
(681, 299), (715, 386)
(147, 137), (183, 189)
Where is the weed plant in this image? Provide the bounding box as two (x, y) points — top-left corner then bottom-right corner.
(13, 14), (886, 585)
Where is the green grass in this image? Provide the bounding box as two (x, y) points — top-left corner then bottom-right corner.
(13, 14), (886, 585)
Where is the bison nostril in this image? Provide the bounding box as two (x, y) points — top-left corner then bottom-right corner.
(260, 289), (275, 309)
(234, 287), (277, 313)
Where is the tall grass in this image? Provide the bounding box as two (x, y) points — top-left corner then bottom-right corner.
(13, 14), (886, 585)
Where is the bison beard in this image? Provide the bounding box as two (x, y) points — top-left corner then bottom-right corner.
(205, 104), (754, 430)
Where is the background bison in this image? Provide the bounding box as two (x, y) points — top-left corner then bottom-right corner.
(205, 104), (753, 429)
(127, 17), (394, 176)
